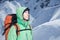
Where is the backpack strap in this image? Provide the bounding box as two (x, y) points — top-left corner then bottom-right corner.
(17, 25), (32, 32)
(14, 23), (20, 40)
(14, 23), (20, 36)
(2, 23), (12, 35)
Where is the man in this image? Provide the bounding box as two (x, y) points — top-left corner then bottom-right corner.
(8, 7), (32, 40)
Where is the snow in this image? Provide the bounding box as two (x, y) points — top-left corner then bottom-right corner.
(33, 7), (60, 40)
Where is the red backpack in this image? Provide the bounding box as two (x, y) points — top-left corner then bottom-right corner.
(2, 14), (20, 40)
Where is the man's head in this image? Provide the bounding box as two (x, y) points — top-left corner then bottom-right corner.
(23, 8), (30, 21)
(16, 7), (30, 26)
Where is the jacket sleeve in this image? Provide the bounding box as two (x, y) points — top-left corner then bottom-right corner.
(8, 25), (17, 40)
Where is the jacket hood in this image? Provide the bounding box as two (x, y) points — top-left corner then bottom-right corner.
(16, 7), (29, 27)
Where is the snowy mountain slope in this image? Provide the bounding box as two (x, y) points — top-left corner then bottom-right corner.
(0, 1), (21, 14)
(33, 7), (60, 40)
(31, 5), (60, 27)
(33, 19), (60, 40)
(50, 8), (60, 21)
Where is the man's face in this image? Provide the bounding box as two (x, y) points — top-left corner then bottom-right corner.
(23, 11), (29, 21)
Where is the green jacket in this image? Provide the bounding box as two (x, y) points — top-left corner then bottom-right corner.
(8, 7), (32, 40)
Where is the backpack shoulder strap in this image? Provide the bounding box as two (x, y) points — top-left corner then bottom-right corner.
(2, 23), (12, 35)
(14, 23), (20, 36)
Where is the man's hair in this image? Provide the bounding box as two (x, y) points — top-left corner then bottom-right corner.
(23, 8), (30, 14)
